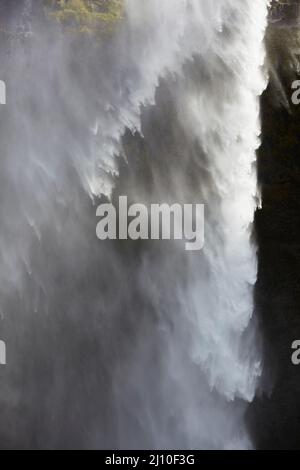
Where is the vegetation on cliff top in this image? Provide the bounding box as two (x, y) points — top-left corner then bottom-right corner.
(44, 0), (124, 34)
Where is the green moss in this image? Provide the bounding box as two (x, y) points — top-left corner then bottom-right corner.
(44, 0), (124, 35)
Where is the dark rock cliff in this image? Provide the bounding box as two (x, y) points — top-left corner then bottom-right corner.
(249, 11), (300, 448)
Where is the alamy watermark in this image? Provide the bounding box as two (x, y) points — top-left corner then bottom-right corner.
(0, 80), (6, 105)
(96, 196), (205, 251)
(291, 340), (300, 365)
(0, 340), (6, 366)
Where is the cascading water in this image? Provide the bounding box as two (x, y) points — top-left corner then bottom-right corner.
(0, 0), (268, 449)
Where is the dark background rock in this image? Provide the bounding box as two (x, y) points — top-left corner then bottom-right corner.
(248, 24), (300, 448)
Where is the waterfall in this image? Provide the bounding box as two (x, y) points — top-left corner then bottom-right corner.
(0, 0), (268, 450)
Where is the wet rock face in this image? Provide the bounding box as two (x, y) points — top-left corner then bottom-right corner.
(248, 6), (300, 450)
(269, 0), (300, 27)
(249, 87), (300, 449)
(0, 1), (36, 37)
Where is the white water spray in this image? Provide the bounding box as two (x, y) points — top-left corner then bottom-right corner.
(0, 0), (268, 449)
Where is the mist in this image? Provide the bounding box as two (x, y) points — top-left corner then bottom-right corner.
(0, 0), (268, 449)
